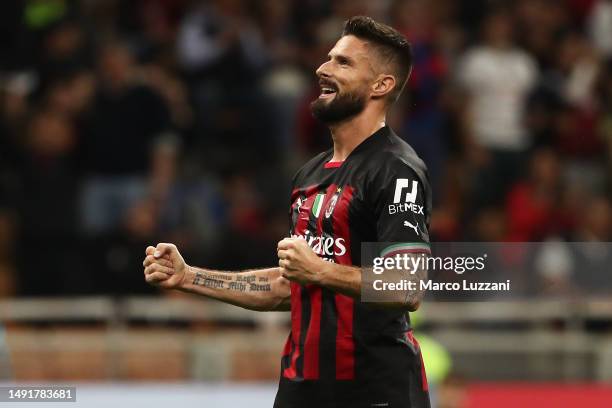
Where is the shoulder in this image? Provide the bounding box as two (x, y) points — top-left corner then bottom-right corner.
(367, 129), (429, 187)
(358, 129), (432, 224)
(292, 149), (331, 186)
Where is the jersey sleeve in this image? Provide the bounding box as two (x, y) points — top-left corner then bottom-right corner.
(371, 158), (430, 249)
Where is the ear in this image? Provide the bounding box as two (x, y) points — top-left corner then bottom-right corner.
(371, 74), (396, 99)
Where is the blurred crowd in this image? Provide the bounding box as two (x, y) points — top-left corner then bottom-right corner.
(0, 0), (610, 297)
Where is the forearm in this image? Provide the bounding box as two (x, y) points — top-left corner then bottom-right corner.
(318, 262), (426, 311)
(317, 262), (361, 298)
(180, 266), (290, 311)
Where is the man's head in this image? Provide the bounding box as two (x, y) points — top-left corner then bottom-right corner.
(311, 16), (412, 124)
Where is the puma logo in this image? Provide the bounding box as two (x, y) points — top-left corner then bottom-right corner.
(404, 220), (419, 235)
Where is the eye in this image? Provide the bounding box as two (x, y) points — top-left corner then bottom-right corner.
(337, 56), (349, 66)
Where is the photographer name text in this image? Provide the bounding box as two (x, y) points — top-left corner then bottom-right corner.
(372, 279), (511, 292)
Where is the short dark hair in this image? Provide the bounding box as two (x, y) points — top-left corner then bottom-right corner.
(342, 16), (412, 103)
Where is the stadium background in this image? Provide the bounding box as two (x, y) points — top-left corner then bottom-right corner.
(0, 0), (611, 407)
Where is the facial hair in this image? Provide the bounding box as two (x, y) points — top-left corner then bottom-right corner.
(310, 87), (367, 124)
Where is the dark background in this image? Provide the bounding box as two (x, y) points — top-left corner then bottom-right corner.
(0, 0), (610, 298)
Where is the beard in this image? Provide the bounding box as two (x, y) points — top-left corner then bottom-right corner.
(310, 88), (367, 124)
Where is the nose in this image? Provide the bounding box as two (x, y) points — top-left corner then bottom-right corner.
(316, 60), (331, 78)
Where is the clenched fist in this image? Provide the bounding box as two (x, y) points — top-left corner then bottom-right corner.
(277, 237), (325, 285)
(143, 243), (188, 289)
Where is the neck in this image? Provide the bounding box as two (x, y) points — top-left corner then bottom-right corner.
(328, 106), (386, 162)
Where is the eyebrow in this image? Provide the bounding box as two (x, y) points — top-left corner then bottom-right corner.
(328, 52), (354, 65)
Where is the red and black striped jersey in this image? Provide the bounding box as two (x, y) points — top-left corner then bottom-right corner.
(274, 126), (432, 408)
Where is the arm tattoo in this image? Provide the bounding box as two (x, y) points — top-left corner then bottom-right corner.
(193, 270), (271, 292)
(403, 267), (426, 307)
(193, 270), (226, 289)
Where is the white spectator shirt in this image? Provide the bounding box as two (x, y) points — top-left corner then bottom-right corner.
(459, 46), (537, 151)
(588, 0), (612, 57)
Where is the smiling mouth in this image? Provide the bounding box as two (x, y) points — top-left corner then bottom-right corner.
(319, 83), (338, 99)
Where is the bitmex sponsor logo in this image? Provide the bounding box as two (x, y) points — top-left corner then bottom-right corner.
(389, 202), (424, 215)
(393, 179), (418, 203)
(388, 179), (424, 215)
(291, 230), (346, 257)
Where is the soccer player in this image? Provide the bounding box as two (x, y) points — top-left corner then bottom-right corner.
(143, 16), (431, 408)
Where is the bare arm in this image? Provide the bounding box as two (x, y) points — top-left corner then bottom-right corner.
(180, 266), (291, 311)
(143, 244), (291, 312)
(277, 238), (425, 311)
(316, 262), (426, 311)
